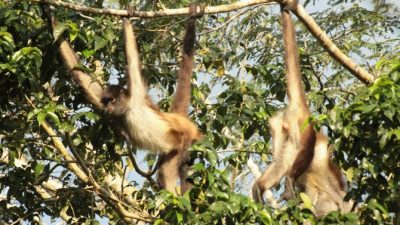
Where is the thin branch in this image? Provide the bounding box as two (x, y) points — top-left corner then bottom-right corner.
(10, 206), (45, 225)
(200, 7), (255, 36)
(24, 0), (276, 18)
(127, 149), (158, 187)
(65, 132), (91, 175)
(247, 156), (262, 179)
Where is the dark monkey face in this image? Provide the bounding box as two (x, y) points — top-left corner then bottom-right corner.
(101, 85), (129, 115)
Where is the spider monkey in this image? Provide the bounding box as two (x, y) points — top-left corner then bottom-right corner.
(46, 4), (204, 195)
(252, 5), (316, 204)
(253, 6), (352, 216)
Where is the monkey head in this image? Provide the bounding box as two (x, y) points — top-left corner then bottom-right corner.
(101, 85), (129, 115)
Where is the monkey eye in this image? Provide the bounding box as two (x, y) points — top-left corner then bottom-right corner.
(101, 97), (116, 105)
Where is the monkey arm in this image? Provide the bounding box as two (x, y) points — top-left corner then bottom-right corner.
(170, 4), (203, 115)
(58, 41), (105, 109)
(42, 6), (103, 109)
(42, 5), (105, 109)
(122, 19), (147, 102)
(170, 18), (196, 115)
(253, 161), (288, 203)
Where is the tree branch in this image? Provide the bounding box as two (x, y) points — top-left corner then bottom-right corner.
(24, 0), (276, 17)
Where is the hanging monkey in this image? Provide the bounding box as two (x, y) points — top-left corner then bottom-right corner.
(46, 4), (204, 195)
(253, 5), (352, 217)
(252, 4), (316, 204)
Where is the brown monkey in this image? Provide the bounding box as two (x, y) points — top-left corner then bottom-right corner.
(253, 6), (352, 217)
(48, 5), (204, 195)
(277, 7), (352, 215)
(252, 5), (316, 203)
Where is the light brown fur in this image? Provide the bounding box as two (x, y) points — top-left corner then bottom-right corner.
(296, 133), (353, 218)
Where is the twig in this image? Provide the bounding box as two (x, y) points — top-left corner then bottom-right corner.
(127, 148), (158, 187)
(65, 132), (91, 175)
(10, 206), (45, 225)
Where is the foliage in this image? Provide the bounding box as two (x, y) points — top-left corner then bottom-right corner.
(0, 0), (399, 224)
(324, 53), (400, 224)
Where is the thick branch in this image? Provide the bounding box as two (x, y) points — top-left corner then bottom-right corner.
(286, 1), (375, 84)
(25, 0), (275, 17)
(26, 97), (151, 223)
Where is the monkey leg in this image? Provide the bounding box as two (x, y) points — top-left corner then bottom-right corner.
(157, 150), (181, 195)
(178, 149), (193, 194)
(252, 162), (288, 203)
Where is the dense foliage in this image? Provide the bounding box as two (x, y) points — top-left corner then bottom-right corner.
(0, 0), (399, 224)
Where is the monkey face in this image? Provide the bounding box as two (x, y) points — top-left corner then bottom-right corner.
(101, 85), (129, 115)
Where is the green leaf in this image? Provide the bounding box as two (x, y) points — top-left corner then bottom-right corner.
(94, 35), (107, 51)
(53, 23), (68, 42)
(299, 192), (312, 209)
(46, 112), (60, 125)
(258, 210), (272, 224)
(207, 150), (217, 167)
(383, 110), (394, 121)
(34, 163), (45, 178)
(192, 162), (205, 171)
(209, 201), (227, 213)
(68, 21), (79, 41)
(153, 219), (165, 225)
(379, 133), (388, 148)
(27, 108), (41, 121)
(37, 112), (46, 125)
(176, 211), (183, 223)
